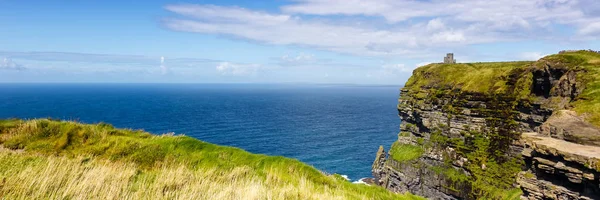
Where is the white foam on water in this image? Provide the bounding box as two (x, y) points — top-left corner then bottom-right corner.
(340, 175), (350, 181)
(352, 178), (370, 185)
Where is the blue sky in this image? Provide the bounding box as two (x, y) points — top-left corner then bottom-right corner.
(0, 0), (599, 84)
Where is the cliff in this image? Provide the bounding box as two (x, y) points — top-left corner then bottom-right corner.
(372, 50), (600, 199)
(0, 119), (422, 200)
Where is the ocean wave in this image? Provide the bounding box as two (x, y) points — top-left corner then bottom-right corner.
(352, 178), (370, 185)
(340, 175), (350, 181)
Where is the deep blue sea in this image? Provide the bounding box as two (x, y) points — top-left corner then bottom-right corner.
(0, 84), (400, 180)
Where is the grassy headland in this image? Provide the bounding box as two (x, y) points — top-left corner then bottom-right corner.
(0, 119), (422, 200)
(404, 50), (600, 126)
(393, 51), (600, 199)
(404, 61), (535, 96)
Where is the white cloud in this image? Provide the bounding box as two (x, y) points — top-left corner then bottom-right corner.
(1, 58), (26, 70)
(519, 52), (549, 60)
(0, 51), (228, 78)
(431, 31), (466, 43)
(578, 21), (600, 36)
(160, 56), (170, 75)
(165, 5), (291, 26)
(163, 4), (486, 57)
(216, 62), (261, 76)
(426, 18), (445, 31)
(163, 1), (598, 57)
(281, 0), (430, 23)
(0, 51), (220, 67)
(382, 64), (412, 74)
(367, 63), (414, 78)
(371, 62), (432, 78)
(279, 53), (316, 65)
(416, 62), (434, 67)
(282, 0), (590, 26)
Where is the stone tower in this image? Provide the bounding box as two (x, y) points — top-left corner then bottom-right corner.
(443, 53), (456, 64)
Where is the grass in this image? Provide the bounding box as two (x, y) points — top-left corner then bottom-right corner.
(0, 119), (424, 200)
(405, 50), (600, 126)
(389, 142), (424, 163)
(429, 165), (523, 200)
(425, 127), (523, 199)
(393, 51), (600, 199)
(0, 118), (22, 133)
(548, 51), (600, 127)
(404, 61), (533, 95)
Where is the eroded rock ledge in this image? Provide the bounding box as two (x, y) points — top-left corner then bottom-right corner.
(518, 133), (599, 200)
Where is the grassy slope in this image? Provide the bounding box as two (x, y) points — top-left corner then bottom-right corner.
(404, 51), (600, 126)
(0, 119), (423, 200)
(389, 142), (423, 163)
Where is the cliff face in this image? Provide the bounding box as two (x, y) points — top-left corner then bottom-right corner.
(373, 50), (600, 200)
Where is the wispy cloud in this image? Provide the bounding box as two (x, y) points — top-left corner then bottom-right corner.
(216, 62), (262, 76)
(0, 51), (219, 66)
(163, 5), (473, 57)
(519, 52), (549, 61)
(578, 21), (600, 37)
(163, 1), (599, 57)
(278, 53), (316, 66)
(281, 0), (598, 26)
(382, 63), (412, 73)
(366, 63), (411, 79)
(0, 51), (221, 76)
(0, 51), (156, 65)
(416, 62), (434, 68)
(1, 58), (26, 71)
(160, 56), (170, 75)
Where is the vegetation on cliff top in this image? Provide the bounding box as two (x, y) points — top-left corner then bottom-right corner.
(404, 50), (600, 126)
(404, 61), (534, 96)
(0, 118), (422, 200)
(548, 51), (600, 126)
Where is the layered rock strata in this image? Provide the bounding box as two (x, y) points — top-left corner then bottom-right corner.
(373, 51), (600, 199)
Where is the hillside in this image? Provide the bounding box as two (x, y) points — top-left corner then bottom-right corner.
(0, 119), (422, 200)
(373, 50), (600, 200)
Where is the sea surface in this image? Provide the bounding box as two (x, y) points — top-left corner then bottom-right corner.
(0, 84), (400, 180)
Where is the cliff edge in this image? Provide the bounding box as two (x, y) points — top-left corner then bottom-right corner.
(373, 50), (600, 199)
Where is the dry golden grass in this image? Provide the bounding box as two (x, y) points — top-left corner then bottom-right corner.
(0, 149), (371, 200)
(0, 119), (423, 200)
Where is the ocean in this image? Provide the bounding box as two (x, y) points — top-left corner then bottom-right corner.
(0, 83), (400, 181)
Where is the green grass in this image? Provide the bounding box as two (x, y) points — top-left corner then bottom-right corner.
(389, 142), (424, 162)
(429, 165), (523, 200)
(404, 50), (600, 127)
(393, 51), (600, 199)
(0, 118), (22, 133)
(405, 61), (533, 95)
(548, 51), (600, 127)
(0, 119), (424, 200)
(425, 128), (523, 199)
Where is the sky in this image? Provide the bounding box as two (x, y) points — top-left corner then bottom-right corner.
(0, 0), (599, 84)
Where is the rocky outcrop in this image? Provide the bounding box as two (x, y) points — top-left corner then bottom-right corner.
(517, 133), (600, 200)
(373, 51), (600, 200)
(538, 110), (600, 147)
